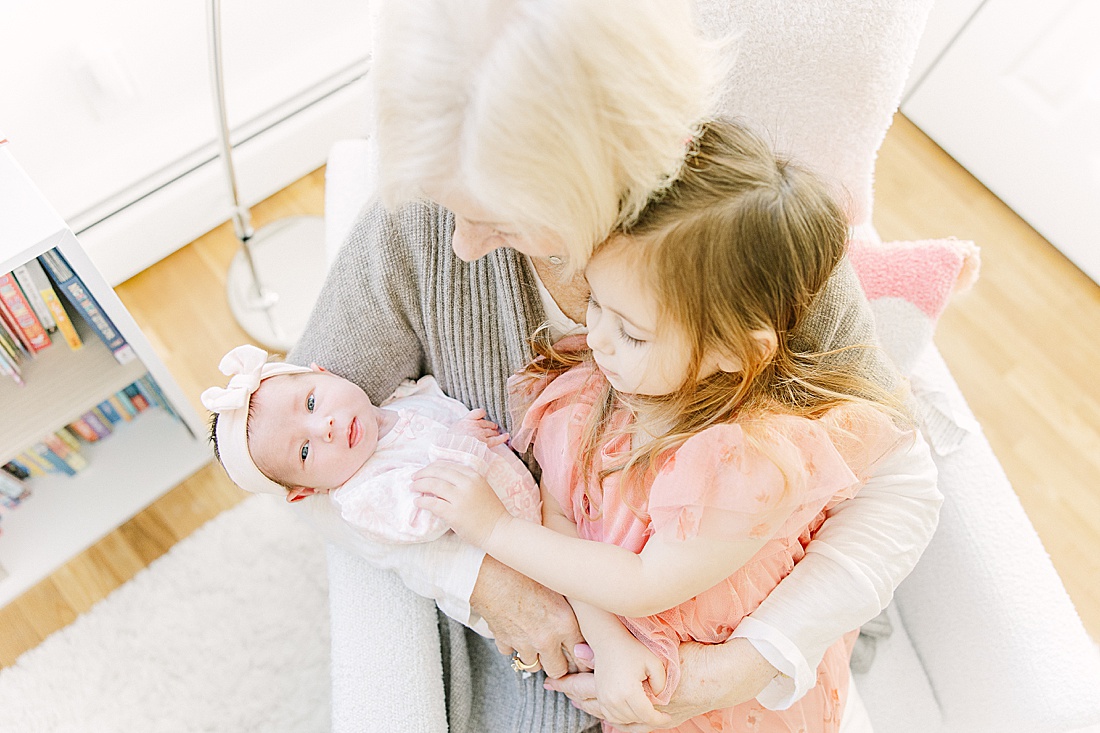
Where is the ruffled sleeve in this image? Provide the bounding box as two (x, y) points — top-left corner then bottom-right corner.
(507, 359), (605, 521)
(647, 417), (865, 543)
(818, 403), (913, 500)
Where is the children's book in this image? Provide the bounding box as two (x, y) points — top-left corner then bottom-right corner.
(55, 427), (81, 452)
(108, 393), (134, 421)
(67, 417), (101, 443)
(30, 442), (76, 477)
(38, 249), (134, 364)
(19, 446), (57, 476)
(0, 293), (35, 355)
(11, 262), (56, 331)
(0, 324), (20, 362)
(0, 345), (22, 385)
(81, 409), (113, 438)
(42, 433), (88, 473)
(90, 405), (114, 431)
(139, 375), (179, 420)
(2, 460), (30, 480)
(0, 272), (50, 352)
(0, 471), (30, 502)
(124, 383), (149, 412)
(19, 258), (81, 350)
(95, 398), (122, 424)
(0, 312), (25, 362)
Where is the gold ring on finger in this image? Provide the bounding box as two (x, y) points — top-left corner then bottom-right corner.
(511, 653), (540, 672)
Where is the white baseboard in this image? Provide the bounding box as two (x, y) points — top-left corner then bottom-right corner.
(79, 75), (370, 287)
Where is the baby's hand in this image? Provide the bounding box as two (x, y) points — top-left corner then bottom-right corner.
(590, 634), (668, 727)
(452, 408), (510, 448)
(412, 461), (509, 547)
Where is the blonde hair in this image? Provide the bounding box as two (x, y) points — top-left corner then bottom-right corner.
(371, 0), (722, 267)
(519, 118), (909, 518)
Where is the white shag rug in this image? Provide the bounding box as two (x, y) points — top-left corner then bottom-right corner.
(0, 495), (330, 732)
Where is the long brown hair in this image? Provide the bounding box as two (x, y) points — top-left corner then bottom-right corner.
(520, 118), (908, 519)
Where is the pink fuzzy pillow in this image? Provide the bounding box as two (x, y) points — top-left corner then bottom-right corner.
(849, 238), (981, 374)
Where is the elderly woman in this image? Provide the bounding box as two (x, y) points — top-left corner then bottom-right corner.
(289, 0), (940, 731)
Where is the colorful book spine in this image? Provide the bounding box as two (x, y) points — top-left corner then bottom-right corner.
(0, 469), (27, 494)
(0, 272), (50, 352)
(133, 377), (160, 410)
(17, 448), (51, 476)
(12, 263), (56, 331)
(0, 471), (30, 506)
(29, 442), (76, 477)
(42, 433), (88, 473)
(0, 345), (22, 385)
(81, 409), (113, 438)
(140, 375), (178, 420)
(55, 427), (81, 452)
(22, 258), (82, 351)
(0, 322), (20, 363)
(95, 398), (122, 424)
(37, 249), (134, 364)
(124, 383), (149, 412)
(2, 460), (30, 481)
(13, 451), (44, 477)
(109, 393), (134, 421)
(67, 417), (101, 443)
(0, 292), (35, 355)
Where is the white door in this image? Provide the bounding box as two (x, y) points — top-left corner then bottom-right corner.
(903, 0), (1100, 284)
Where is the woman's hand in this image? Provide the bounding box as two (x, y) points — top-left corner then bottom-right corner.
(452, 408), (510, 447)
(546, 637), (778, 731)
(470, 556), (590, 679)
(413, 461), (510, 546)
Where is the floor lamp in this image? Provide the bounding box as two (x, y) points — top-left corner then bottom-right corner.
(207, 0), (327, 353)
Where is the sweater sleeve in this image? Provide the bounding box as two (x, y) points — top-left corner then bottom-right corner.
(735, 431), (941, 709)
(736, 258), (942, 709)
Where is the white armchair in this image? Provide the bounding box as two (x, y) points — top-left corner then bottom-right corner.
(317, 1), (1100, 731)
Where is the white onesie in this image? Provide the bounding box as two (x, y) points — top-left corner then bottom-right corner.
(329, 375), (541, 544)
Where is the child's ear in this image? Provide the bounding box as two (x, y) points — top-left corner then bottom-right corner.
(309, 363), (327, 373)
(712, 330), (777, 374)
(751, 329), (778, 363)
(713, 352), (743, 374)
(286, 486), (319, 503)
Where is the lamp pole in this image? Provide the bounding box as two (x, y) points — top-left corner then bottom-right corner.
(205, 0), (327, 352)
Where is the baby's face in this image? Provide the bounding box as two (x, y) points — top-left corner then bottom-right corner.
(248, 367), (378, 492)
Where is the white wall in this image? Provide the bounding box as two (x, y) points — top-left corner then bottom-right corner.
(0, 0), (371, 285)
(903, 0), (1100, 285)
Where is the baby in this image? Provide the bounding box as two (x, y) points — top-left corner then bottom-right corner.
(201, 344), (540, 543)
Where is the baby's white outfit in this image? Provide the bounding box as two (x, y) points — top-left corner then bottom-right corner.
(329, 375), (541, 544)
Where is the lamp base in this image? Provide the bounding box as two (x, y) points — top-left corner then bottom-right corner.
(226, 215), (328, 353)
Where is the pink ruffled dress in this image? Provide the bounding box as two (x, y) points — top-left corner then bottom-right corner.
(512, 364), (908, 733)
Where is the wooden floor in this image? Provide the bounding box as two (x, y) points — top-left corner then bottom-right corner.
(2, 115), (1098, 667)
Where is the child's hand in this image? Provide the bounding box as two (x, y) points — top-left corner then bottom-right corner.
(589, 632), (668, 727)
(412, 461), (510, 547)
(452, 408), (510, 448)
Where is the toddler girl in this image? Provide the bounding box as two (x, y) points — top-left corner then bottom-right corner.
(201, 344), (540, 544)
(413, 119), (914, 732)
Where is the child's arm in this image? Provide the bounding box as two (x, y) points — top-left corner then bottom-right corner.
(412, 461), (767, 618)
(542, 494), (672, 729)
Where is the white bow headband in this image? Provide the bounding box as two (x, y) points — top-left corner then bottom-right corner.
(200, 344), (312, 495)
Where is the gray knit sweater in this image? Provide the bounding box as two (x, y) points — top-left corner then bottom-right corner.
(289, 199), (891, 733)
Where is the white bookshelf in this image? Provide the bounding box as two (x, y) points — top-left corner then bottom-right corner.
(0, 142), (211, 607)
